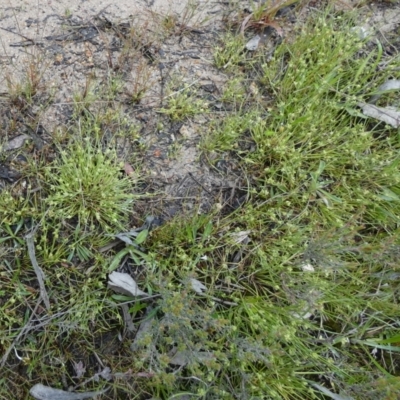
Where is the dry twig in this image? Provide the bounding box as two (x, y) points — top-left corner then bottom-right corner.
(26, 233), (51, 310)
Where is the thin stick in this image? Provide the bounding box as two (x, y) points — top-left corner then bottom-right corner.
(0, 26), (42, 46)
(161, 78), (201, 100)
(25, 233), (51, 311)
(188, 172), (213, 195)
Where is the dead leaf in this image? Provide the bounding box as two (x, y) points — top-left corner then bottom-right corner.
(189, 278), (207, 294)
(97, 367), (113, 381)
(4, 134), (30, 151)
(123, 162), (135, 176)
(131, 306), (155, 352)
(108, 272), (147, 297)
(358, 102), (400, 128)
(301, 263), (315, 272)
(310, 381), (354, 400)
(231, 230), (251, 244)
(72, 360), (86, 379)
(246, 35), (261, 51)
(369, 79), (400, 104)
(29, 383), (107, 400)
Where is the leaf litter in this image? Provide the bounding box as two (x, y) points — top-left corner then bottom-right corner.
(30, 384), (108, 400)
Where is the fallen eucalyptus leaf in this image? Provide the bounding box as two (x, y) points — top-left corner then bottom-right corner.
(231, 230), (251, 244)
(131, 306), (156, 352)
(309, 381), (354, 400)
(358, 102), (400, 128)
(114, 233), (137, 246)
(240, 13), (253, 35)
(29, 384), (107, 400)
(351, 26), (370, 40)
(97, 367), (113, 381)
(245, 35), (261, 51)
(189, 278), (207, 294)
(301, 263), (315, 272)
(4, 134), (30, 151)
(113, 216), (162, 246)
(369, 79), (400, 104)
(72, 360), (86, 379)
(108, 271), (147, 297)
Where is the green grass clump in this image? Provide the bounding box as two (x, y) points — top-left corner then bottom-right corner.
(213, 32), (247, 70)
(45, 138), (134, 231)
(219, 75), (247, 105)
(209, 13), (400, 231)
(0, 142), (130, 398)
(202, 110), (264, 154)
(0, 191), (36, 226)
(250, 15), (400, 230)
(160, 85), (208, 121)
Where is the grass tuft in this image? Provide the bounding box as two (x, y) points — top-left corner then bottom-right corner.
(45, 137), (134, 231)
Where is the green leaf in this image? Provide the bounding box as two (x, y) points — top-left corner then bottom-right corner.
(376, 334), (400, 344)
(0, 236), (12, 244)
(344, 106), (368, 118)
(129, 302), (147, 314)
(378, 187), (400, 202)
(128, 250), (142, 265)
(108, 247), (131, 272)
(129, 246), (149, 261)
(112, 294), (135, 301)
(135, 229), (148, 244)
(319, 189), (343, 204)
(145, 306), (160, 320)
(353, 339), (400, 352)
(202, 221), (213, 241)
(367, 343), (400, 352)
